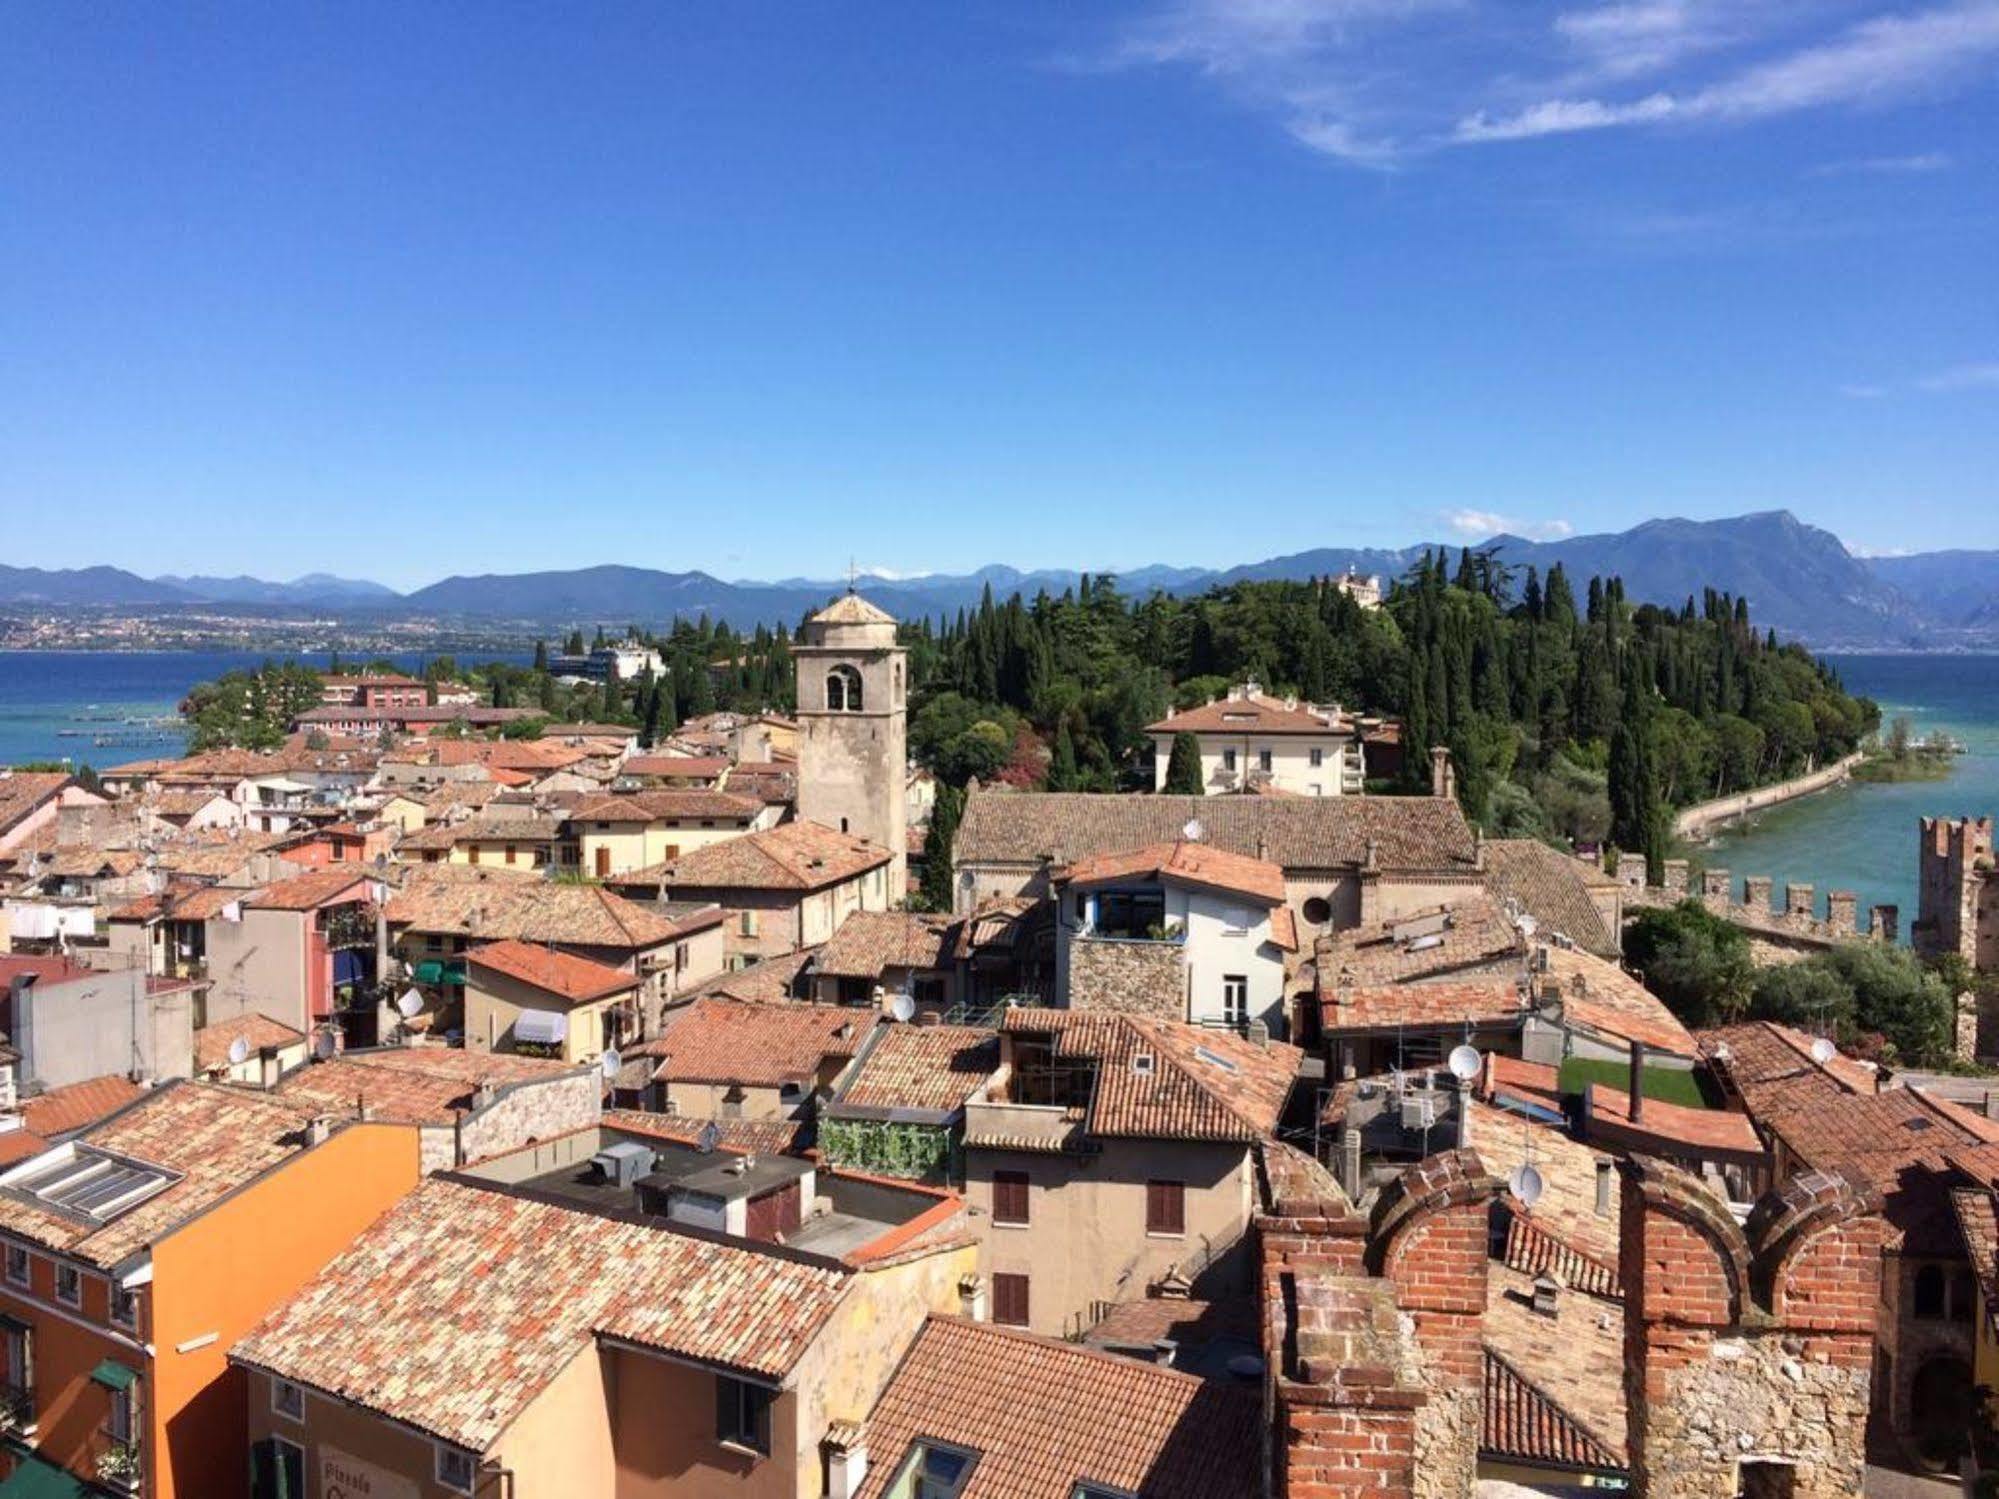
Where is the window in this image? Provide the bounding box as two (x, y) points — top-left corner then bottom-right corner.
(4, 1245), (27, 1287)
(110, 1282), (138, 1330)
(1309, 747), (1324, 768)
(1146, 1180), (1186, 1236)
(251, 1437), (306, 1499)
(1302, 896), (1332, 925)
(467, 845), (480, 866)
(1222, 748), (1237, 772)
(55, 1264), (81, 1307)
(2, 1321), (31, 1406)
(1222, 975), (1249, 1028)
(715, 1375), (772, 1456)
(1073, 1486), (1139, 1499)
(826, 665), (864, 713)
(271, 1376), (304, 1422)
(1092, 889), (1166, 940)
(887, 1440), (980, 1499)
(504, 844), (518, 866)
(106, 1377), (135, 1444)
(992, 1171), (1031, 1227)
(992, 1272), (1030, 1327)
(740, 910), (759, 937)
(1913, 1263), (1946, 1319)
(1258, 748), (1272, 772)
(435, 1444), (477, 1494)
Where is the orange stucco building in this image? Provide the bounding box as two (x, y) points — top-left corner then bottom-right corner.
(0, 1083), (420, 1498)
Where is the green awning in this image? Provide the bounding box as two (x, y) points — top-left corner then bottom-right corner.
(412, 959), (465, 986)
(0, 1453), (91, 1497)
(89, 1360), (137, 1392)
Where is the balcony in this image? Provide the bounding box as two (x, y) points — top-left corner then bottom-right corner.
(0, 1381), (34, 1437)
(319, 904), (379, 952)
(94, 1433), (142, 1492)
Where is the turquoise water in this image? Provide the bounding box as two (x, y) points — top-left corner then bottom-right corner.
(1700, 654), (1999, 939)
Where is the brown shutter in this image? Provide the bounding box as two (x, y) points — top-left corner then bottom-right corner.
(993, 1272), (1030, 1327)
(993, 1171), (1030, 1226)
(1147, 1180), (1185, 1235)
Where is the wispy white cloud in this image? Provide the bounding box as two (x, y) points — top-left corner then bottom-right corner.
(1457, 1), (1999, 144)
(1808, 150), (1953, 175)
(1104, 0), (1999, 166)
(1441, 508), (1576, 541)
(1917, 361), (1999, 390)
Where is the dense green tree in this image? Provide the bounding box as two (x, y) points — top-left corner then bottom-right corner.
(918, 782), (964, 913)
(1623, 901), (1757, 1028)
(1163, 732), (1205, 795)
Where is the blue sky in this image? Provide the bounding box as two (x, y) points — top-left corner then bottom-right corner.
(2, 1), (1995, 589)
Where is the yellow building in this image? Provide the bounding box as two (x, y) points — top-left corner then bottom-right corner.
(462, 939), (644, 1064)
(569, 790), (774, 879)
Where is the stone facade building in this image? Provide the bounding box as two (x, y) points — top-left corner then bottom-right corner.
(1915, 815), (1999, 970)
(795, 592), (909, 894)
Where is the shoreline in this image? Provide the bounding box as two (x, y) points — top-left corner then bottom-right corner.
(1672, 751), (1867, 841)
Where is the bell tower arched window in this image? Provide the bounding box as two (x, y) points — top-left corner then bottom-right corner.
(826, 665), (863, 713)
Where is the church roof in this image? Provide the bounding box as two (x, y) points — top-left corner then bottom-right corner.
(809, 592), (897, 627)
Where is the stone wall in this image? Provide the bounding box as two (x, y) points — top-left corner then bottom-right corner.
(1625, 864), (1894, 966)
(1620, 1158), (1883, 1499)
(455, 1068), (604, 1169)
(1672, 754), (1864, 841)
(1067, 935), (1185, 1019)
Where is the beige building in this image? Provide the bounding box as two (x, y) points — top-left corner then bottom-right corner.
(568, 789), (777, 880)
(962, 1008), (1300, 1339)
(231, 1172), (975, 1499)
(631, 820), (895, 968)
(643, 996), (876, 1119)
(1147, 683), (1366, 796)
(462, 939), (645, 1064)
(795, 594), (908, 893)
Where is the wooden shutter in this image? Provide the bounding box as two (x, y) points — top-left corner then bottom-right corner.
(993, 1272), (1030, 1327)
(993, 1171), (1030, 1226)
(1146, 1180), (1185, 1236)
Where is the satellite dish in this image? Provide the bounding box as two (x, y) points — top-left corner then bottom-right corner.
(888, 992), (917, 1023)
(226, 1035), (252, 1067)
(1446, 1044), (1482, 1082)
(396, 989), (425, 1019)
(696, 1120), (723, 1155)
(1182, 818), (1204, 843)
(1508, 1163), (1545, 1209)
(312, 1029), (338, 1060)
(1809, 1036), (1837, 1065)
(599, 1047), (622, 1080)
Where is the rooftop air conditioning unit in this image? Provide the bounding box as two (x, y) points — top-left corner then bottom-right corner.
(590, 1142), (656, 1189)
(1400, 1093), (1438, 1132)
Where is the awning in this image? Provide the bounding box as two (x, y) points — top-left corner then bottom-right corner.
(513, 1010), (568, 1047)
(0, 1453), (92, 1497)
(413, 960), (465, 986)
(89, 1360), (137, 1392)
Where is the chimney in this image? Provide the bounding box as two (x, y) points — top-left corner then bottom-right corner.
(1985, 1091), (1999, 1122)
(957, 1273), (987, 1322)
(1340, 1125), (1363, 1201)
(304, 1114), (333, 1147)
(470, 1078), (497, 1111)
(1246, 1019), (1270, 1048)
(1595, 1158), (1613, 1217)
(1531, 1270), (1563, 1319)
(1627, 1041), (1646, 1124)
(1430, 744), (1455, 801)
(1473, 827), (1487, 872)
(824, 1429), (869, 1499)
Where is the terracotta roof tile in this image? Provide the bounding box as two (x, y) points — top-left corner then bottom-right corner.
(650, 998), (875, 1087)
(0, 773), (73, 835)
(1060, 840), (1287, 906)
(0, 1081), (316, 1266)
(273, 1048), (579, 1127)
(1482, 840), (1619, 956)
(1146, 692), (1351, 737)
(998, 1010), (1299, 1144)
(194, 1014), (307, 1072)
(957, 790), (1477, 873)
(656, 821), (891, 892)
(246, 868), (377, 911)
(1482, 1263), (1627, 1468)
(466, 940), (641, 1004)
(1312, 898), (1525, 991)
(570, 789), (761, 822)
(1322, 979), (1528, 1034)
(599, 1108), (805, 1157)
(386, 868), (691, 950)
(18, 1075), (148, 1138)
(853, 1317), (1259, 1499)
(814, 911), (953, 980)
(1484, 1348), (1626, 1474)
(1538, 947), (1696, 1057)
(833, 1025), (1002, 1116)
(233, 1176), (850, 1451)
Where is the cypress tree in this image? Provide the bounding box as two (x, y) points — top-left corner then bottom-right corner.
(1048, 721), (1081, 791)
(1163, 733), (1204, 795)
(919, 783), (964, 913)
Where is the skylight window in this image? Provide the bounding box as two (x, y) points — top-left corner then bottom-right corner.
(5, 1146), (179, 1224)
(887, 1440), (980, 1499)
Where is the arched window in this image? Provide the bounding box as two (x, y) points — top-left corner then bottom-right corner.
(1912, 1263), (1945, 1319)
(826, 665), (863, 713)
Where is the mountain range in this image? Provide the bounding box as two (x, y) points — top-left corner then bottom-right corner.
(7, 512), (1999, 649)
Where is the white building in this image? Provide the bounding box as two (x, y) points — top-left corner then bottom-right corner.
(1052, 840), (1297, 1036)
(1147, 683), (1365, 796)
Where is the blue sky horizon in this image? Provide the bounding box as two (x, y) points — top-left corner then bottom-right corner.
(3, 2), (1994, 591)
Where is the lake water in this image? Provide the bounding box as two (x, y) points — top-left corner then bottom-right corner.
(1700, 654), (1999, 938)
(0, 650), (531, 767)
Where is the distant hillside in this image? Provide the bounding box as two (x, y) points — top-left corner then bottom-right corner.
(8, 511), (1999, 647)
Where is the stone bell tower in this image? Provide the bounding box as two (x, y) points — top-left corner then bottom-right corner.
(796, 592), (907, 894)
